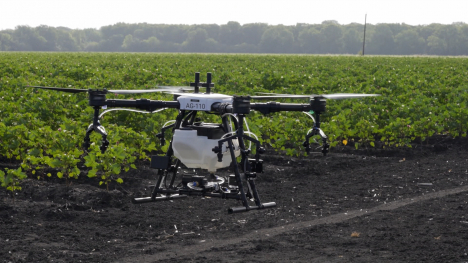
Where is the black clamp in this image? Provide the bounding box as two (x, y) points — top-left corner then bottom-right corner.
(303, 130), (329, 156)
(156, 132), (165, 146)
(249, 158), (263, 173)
(83, 106), (110, 153)
(156, 123), (176, 146)
(245, 172), (257, 180)
(212, 146), (224, 162)
(303, 140), (311, 155)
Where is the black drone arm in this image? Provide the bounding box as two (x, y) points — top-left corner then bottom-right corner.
(105, 99), (180, 111)
(212, 101), (314, 114)
(83, 99), (180, 153)
(250, 102), (311, 114)
(103, 99), (313, 114)
(212, 98), (328, 155)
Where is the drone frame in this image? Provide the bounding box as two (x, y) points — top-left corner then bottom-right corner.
(29, 72), (378, 213)
(131, 73), (330, 213)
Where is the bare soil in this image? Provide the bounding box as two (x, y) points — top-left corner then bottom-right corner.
(1, 136), (468, 262)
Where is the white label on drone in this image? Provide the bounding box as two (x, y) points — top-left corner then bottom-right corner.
(184, 99), (208, 110)
(178, 94), (232, 111)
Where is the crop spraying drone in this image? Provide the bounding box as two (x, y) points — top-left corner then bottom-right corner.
(28, 72), (379, 213)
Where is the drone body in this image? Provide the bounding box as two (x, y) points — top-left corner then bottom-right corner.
(28, 72), (379, 213)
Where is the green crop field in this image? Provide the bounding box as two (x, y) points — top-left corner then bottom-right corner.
(1, 52), (468, 191)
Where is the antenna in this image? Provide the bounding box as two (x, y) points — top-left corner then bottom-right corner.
(206, 72), (212, 94)
(200, 72), (214, 94)
(190, 72), (200, 93)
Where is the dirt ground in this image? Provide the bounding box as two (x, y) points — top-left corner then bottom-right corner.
(1, 136), (468, 263)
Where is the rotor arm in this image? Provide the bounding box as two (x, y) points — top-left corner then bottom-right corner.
(105, 99), (180, 111)
(212, 98), (318, 115)
(251, 99), (329, 155)
(83, 99), (179, 153)
(250, 102), (311, 114)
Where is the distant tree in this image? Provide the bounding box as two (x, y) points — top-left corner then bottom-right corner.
(133, 25), (156, 40)
(0, 33), (13, 51)
(142, 36), (160, 52)
(322, 20), (339, 25)
(85, 41), (100, 51)
(98, 34), (124, 52)
(457, 25), (468, 55)
(298, 28), (322, 53)
(204, 38), (219, 52)
(71, 30), (87, 50)
(367, 24), (395, 55)
(241, 23), (268, 45)
(427, 35), (446, 54)
(218, 21), (243, 45)
(321, 24), (342, 53)
(2, 22), (468, 55)
(160, 25), (188, 44)
(387, 23), (412, 37)
(346, 22), (365, 33)
(182, 28), (217, 52)
(121, 34), (135, 50)
(133, 29), (146, 40)
(259, 26), (294, 53)
(198, 24), (220, 40)
(13, 26), (47, 51)
(394, 29), (425, 55)
(56, 30), (78, 51)
(434, 25), (459, 55)
(417, 23), (440, 41)
(36, 25), (58, 51)
(83, 29), (102, 43)
(342, 28), (361, 54)
(100, 23), (136, 40)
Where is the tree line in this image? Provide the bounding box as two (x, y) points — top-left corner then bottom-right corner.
(1, 21), (467, 55)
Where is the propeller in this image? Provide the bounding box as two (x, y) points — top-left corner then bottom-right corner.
(26, 85), (194, 94)
(251, 93), (380, 100)
(26, 86), (89, 93)
(157, 86), (201, 90)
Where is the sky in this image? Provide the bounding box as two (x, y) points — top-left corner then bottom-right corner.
(1, 0), (467, 30)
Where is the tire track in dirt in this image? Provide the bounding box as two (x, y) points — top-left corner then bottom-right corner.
(118, 185), (468, 262)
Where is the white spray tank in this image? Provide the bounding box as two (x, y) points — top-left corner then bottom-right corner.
(172, 123), (240, 173)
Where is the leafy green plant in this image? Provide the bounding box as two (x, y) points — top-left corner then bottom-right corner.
(2, 52), (468, 191)
(44, 149), (82, 181)
(0, 168), (27, 193)
(84, 143), (137, 190)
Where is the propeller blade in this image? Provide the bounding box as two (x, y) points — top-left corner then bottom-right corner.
(158, 86), (202, 92)
(109, 89), (183, 94)
(28, 85), (196, 95)
(27, 86), (89, 93)
(108, 86), (197, 94)
(168, 92), (199, 96)
(251, 93), (380, 100)
(321, 93), (380, 100)
(250, 94), (312, 99)
(157, 86), (196, 90)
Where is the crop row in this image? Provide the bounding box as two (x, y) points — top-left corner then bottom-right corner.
(1, 53), (468, 191)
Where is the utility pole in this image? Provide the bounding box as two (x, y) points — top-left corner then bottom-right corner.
(362, 14), (367, 56)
